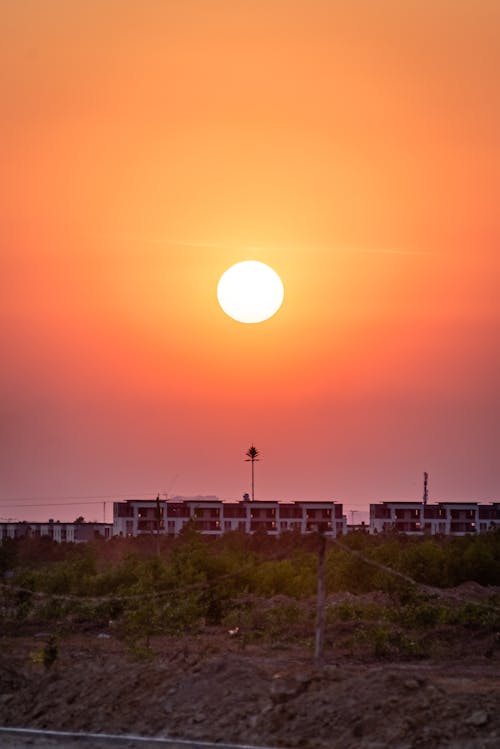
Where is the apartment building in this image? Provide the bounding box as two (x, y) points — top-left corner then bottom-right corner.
(3, 499), (497, 544)
(113, 497), (346, 537)
(0, 520), (113, 543)
(370, 501), (500, 535)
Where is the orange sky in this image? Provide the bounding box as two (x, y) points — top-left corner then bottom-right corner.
(1, 1), (499, 522)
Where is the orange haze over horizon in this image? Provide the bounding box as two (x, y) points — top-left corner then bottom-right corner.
(1, 1), (499, 523)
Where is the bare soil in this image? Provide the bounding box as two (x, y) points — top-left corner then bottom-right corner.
(1, 589), (499, 749)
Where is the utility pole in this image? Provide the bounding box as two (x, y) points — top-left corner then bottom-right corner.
(155, 494), (162, 556)
(245, 445), (260, 502)
(314, 523), (327, 668)
(422, 472), (429, 532)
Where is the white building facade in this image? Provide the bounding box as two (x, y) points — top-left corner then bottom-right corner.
(370, 501), (500, 535)
(0, 520), (112, 543)
(3, 500), (497, 543)
(113, 497), (347, 538)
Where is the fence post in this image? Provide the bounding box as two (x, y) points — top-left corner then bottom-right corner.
(314, 526), (327, 667)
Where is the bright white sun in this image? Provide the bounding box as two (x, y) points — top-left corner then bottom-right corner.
(217, 261), (284, 324)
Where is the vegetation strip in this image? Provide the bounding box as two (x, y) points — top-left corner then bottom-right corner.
(1, 530), (498, 659)
(0, 536), (441, 604)
(0, 555), (268, 604)
(330, 538), (439, 595)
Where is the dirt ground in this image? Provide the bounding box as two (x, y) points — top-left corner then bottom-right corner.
(1, 639), (499, 748)
(1, 588), (499, 749)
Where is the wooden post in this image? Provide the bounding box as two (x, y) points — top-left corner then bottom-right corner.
(155, 494), (162, 556)
(314, 528), (327, 667)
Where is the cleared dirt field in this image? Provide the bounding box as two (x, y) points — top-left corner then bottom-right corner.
(1, 608), (499, 749)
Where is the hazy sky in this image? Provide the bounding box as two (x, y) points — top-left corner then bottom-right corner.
(1, 1), (499, 522)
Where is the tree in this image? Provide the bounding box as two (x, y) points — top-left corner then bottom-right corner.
(74, 516), (85, 524)
(245, 445), (260, 502)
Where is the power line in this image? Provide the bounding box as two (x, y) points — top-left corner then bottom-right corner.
(0, 492), (158, 503)
(0, 500), (110, 508)
(0, 493), (164, 510)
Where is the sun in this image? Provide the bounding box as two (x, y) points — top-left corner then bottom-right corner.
(217, 261), (284, 324)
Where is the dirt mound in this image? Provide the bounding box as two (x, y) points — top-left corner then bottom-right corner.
(1, 633), (499, 749)
(326, 590), (392, 606)
(435, 581), (500, 602)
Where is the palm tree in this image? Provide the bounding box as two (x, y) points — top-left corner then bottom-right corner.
(245, 445), (260, 502)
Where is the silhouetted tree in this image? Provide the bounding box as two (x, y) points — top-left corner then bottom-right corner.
(245, 445), (260, 502)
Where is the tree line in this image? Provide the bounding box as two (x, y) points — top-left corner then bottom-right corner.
(1, 527), (499, 659)
(2, 525), (499, 597)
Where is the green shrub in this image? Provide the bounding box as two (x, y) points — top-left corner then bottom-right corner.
(326, 601), (387, 623)
(30, 636), (58, 669)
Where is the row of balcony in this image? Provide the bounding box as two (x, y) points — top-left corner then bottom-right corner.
(135, 518), (343, 533)
(116, 502), (341, 521)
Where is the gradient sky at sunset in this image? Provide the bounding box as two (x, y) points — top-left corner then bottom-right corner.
(1, 1), (499, 522)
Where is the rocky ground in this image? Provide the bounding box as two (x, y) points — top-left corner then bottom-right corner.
(1, 586), (499, 749)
